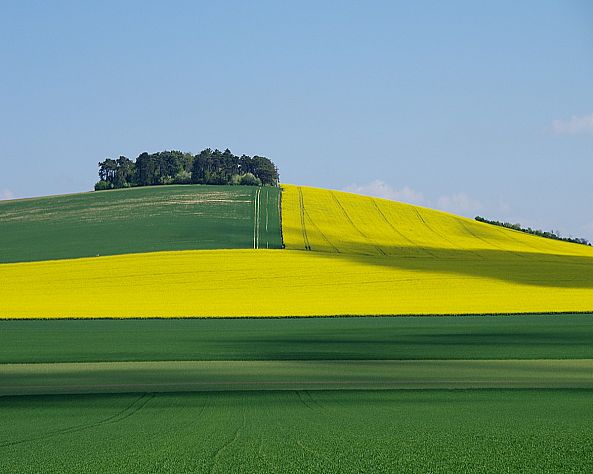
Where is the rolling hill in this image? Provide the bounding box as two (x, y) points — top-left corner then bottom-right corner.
(283, 184), (593, 257)
(1, 183), (592, 318)
(0, 184), (282, 263)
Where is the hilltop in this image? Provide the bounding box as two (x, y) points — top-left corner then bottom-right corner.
(0, 185), (281, 263)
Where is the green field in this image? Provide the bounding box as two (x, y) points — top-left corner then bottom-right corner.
(1, 315), (593, 472)
(1, 390), (592, 473)
(0, 185), (282, 262)
(2, 313), (593, 363)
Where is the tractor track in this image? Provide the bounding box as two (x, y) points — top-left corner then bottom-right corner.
(298, 187), (311, 250)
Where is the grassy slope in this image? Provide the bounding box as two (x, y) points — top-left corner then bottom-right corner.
(0, 184), (281, 263)
(2, 314), (593, 363)
(1, 390), (592, 473)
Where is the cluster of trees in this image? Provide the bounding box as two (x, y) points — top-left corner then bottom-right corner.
(95, 149), (279, 190)
(475, 216), (591, 246)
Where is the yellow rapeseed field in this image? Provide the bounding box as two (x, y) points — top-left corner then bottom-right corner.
(1, 184), (592, 318)
(1, 248), (593, 318)
(282, 184), (593, 258)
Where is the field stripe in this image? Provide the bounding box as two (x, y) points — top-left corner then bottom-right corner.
(298, 187), (311, 250)
(256, 188), (261, 248)
(265, 188), (269, 248)
(253, 188), (261, 249)
(277, 189), (283, 248)
(2, 359), (592, 395)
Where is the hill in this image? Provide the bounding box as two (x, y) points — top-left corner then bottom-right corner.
(2, 183), (593, 472)
(282, 184), (593, 258)
(0, 185), (282, 263)
(0, 184), (592, 317)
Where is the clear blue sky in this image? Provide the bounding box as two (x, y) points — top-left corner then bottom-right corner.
(1, 1), (592, 239)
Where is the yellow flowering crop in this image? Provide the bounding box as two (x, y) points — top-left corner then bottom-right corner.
(1, 248), (593, 318)
(282, 184), (593, 258)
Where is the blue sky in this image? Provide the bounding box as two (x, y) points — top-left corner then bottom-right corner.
(1, 1), (592, 239)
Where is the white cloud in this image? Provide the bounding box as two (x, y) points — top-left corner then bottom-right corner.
(551, 113), (593, 135)
(343, 180), (425, 205)
(436, 193), (481, 216)
(344, 180), (485, 218)
(0, 189), (14, 200)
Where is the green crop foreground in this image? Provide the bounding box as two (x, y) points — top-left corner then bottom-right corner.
(0, 314), (592, 472)
(0, 184), (282, 263)
(1, 390), (592, 473)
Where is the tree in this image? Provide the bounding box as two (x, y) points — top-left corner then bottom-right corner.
(114, 156), (135, 188)
(97, 147), (280, 190)
(98, 158), (118, 184)
(191, 149), (212, 184)
(221, 149), (238, 183)
(135, 152), (158, 185)
(251, 156), (279, 185)
(94, 180), (111, 191)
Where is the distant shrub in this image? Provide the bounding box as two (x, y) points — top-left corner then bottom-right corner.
(159, 175), (175, 185)
(174, 170), (192, 184)
(475, 216), (591, 246)
(94, 180), (112, 191)
(238, 173), (262, 186)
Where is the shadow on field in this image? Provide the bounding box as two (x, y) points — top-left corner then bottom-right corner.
(310, 243), (593, 288)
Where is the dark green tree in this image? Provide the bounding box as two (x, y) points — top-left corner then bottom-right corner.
(135, 152), (158, 185)
(97, 147), (280, 190)
(251, 156), (279, 185)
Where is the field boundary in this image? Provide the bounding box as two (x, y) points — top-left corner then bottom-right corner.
(278, 187), (285, 249)
(3, 311), (593, 321)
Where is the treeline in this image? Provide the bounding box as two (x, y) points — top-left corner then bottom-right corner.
(475, 216), (591, 246)
(95, 149), (279, 190)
